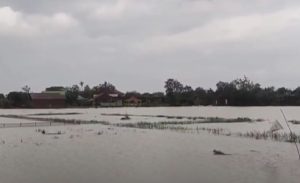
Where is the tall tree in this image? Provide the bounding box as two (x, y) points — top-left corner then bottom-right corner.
(97, 82), (116, 93)
(164, 79), (184, 105)
(65, 85), (80, 105)
(164, 79), (183, 95)
(79, 81), (84, 91)
(82, 85), (92, 98)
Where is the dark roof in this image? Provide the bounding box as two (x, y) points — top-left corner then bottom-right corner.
(30, 93), (65, 100)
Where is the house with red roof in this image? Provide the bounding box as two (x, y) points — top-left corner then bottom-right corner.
(93, 91), (123, 107)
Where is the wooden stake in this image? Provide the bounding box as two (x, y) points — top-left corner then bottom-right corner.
(280, 109), (300, 160)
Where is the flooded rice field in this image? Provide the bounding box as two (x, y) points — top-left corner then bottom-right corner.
(1, 106), (300, 183)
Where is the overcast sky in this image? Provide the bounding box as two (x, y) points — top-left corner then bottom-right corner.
(1, 0), (300, 93)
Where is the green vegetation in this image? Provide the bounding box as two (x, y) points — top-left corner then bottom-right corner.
(30, 112), (82, 116)
(45, 86), (65, 92)
(1, 113), (299, 144)
(200, 127), (300, 144)
(6, 92), (31, 108)
(0, 93), (9, 108)
(102, 113), (255, 122)
(164, 76), (300, 106)
(65, 85), (80, 106)
(3, 76), (300, 108)
(0, 114), (110, 125)
(114, 117), (254, 129)
(114, 122), (300, 144)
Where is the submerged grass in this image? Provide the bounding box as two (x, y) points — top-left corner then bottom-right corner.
(3, 113), (297, 144)
(29, 112), (82, 116)
(0, 114), (110, 125)
(204, 117), (253, 123)
(192, 127), (300, 144)
(113, 122), (190, 133)
(113, 118), (255, 130)
(113, 121), (300, 144)
(102, 113), (258, 123)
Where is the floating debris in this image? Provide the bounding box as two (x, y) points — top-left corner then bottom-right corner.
(289, 120), (300, 124)
(39, 129), (65, 135)
(213, 149), (231, 155)
(121, 114), (131, 120)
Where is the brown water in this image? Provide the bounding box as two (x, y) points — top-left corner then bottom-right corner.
(0, 107), (300, 183)
(2, 106), (300, 121)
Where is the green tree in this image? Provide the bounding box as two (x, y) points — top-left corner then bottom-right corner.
(230, 76), (261, 106)
(276, 87), (292, 105)
(7, 92), (31, 108)
(180, 85), (194, 105)
(215, 81), (236, 105)
(82, 85), (92, 98)
(164, 78), (184, 105)
(45, 86), (65, 92)
(0, 94), (5, 108)
(164, 79), (183, 95)
(194, 87), (209, 105)
(65, 85), (80, 105)
(97, 81), (116, 93)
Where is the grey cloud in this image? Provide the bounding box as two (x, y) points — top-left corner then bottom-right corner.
(1, 0), (300, 93)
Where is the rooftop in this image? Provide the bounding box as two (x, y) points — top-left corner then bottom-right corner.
(30, 93), (65, 100)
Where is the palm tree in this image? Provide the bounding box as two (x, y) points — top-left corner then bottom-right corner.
(22, 85), (31, 93)
(79, 81), (84, 91)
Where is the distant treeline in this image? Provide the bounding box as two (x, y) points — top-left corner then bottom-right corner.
(1, 76), (300, 108)
(164, 77), (300, 106)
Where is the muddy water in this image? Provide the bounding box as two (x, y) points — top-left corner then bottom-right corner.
(1, 107), (300, 183)
(2, 106), (300, 133)
(1, 106), (300, 121)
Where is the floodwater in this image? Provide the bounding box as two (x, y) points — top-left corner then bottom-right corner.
(2, 105), (300, 121)
(0, 107), (300, 183)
